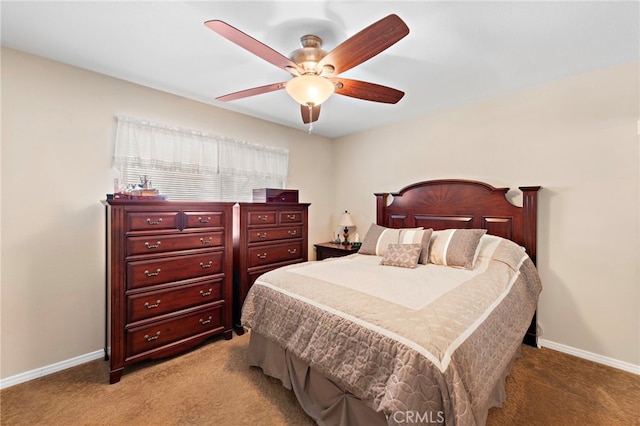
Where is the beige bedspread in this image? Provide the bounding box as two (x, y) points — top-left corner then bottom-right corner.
(241, 236), (542, 425)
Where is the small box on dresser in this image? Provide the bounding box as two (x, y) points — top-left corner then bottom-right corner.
(103, 199), (234, 384)
(233, 202), (310, 332)
(252, 188), (299, 203)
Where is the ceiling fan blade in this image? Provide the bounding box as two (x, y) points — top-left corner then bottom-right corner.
(318, 14), (409, 76)
(216, 82), (286, 102)
(301, 104), (320, 124)
(205, 20), (302, 74)
(332, 78), (404, 104)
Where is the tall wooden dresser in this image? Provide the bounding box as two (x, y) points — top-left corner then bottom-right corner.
(104, 200), (234, 383)
(233, 202), (310, 332)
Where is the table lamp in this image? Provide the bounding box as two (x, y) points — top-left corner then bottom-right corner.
(339, 211), (355, 245)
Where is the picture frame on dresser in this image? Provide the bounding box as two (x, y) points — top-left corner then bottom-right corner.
(103, 199), (234, 384)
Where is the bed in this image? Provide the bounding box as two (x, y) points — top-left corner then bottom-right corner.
(241, 179), (542, 425)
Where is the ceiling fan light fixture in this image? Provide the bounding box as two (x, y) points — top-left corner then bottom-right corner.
(285, 74), (335, 106)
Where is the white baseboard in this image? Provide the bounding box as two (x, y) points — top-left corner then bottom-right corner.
(0, 350), (105, 390)
(539, 339), (640, 375)
(2, 341), (638, 389)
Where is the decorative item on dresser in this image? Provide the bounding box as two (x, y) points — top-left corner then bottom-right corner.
(251, 188), (299, 203)
(103, 200), (234, 384)
(232, 201), (310, 333)
(314, 242), (360, 260)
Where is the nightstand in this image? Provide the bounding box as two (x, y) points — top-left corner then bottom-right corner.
(314, 242), (360, 260)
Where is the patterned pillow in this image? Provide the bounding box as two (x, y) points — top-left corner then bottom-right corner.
(359, 223), (425, 256)
(380, 244), (422, 268)
(429, 229), (487, 269)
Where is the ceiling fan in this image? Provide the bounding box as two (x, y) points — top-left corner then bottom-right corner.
(204, 14), (410, 127)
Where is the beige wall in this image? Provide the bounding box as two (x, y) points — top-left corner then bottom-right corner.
(0, 48), (335, 379)
(333, 62), (640, 368)
(2, 47), (639, 381)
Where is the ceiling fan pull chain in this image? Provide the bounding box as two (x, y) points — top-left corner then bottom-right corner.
(308, 104), (314, 134)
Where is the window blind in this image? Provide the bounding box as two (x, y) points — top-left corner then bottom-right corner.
(113, 116), (289, 201)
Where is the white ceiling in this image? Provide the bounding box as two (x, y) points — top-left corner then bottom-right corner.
(2, 1), (638, 138)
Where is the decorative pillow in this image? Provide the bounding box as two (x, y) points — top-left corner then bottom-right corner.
(380, 244), (422, 268)
(418, 228), (434, 265)
(428, 229), (487, 269)
(359, 223), (424, 256)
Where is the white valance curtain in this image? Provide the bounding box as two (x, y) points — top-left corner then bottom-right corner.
(113, 116), (289, 201)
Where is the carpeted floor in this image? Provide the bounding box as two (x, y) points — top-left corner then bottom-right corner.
(1, 332), (638, 425)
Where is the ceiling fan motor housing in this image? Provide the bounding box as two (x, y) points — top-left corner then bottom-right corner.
(289, 35), (328, 73)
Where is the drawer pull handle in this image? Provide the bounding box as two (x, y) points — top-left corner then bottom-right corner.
(198, 216), (211, 223)
(144, 269), (161, 277)
(200, 261), (213, 269)
(288, 248), (297, 254)
(257, 215), (268, 221)
(199, 316), (213, 325)
(144, 241), (161, 249)
(257, 253), (267, 260)
(144, 300), (161, 309)
(200, 237), (213, 245)
(257, 232), (268, 239)
(146, 218), (163, 225)
(144, 331), (161, 342)
(288, 230), (297, 236)
(287, 215), (296, 220)
(200, 288), (213, 297)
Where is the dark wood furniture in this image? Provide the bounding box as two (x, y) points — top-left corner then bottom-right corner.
(233, 202), (310, 332)
(252, 188), (299, 203)
(375, 179), (541, 346)
(314, 242), (360, 260)
(104, 200), (234, 384)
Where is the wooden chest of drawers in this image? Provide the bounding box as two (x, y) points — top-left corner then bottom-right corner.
(104, 200), (233, 383)
(233, 202), (310, 331)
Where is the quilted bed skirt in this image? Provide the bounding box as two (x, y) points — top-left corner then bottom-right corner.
(247, 330), (521, 426)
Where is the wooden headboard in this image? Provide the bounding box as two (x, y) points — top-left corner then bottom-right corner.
(375, 179), (541, 346)
(375, 179), (541, 264)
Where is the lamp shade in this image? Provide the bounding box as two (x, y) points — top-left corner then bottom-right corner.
(339, 211), (355, 227)
(285, 74), (335, 106)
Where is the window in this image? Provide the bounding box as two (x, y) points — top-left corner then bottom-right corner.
(113, 116), (288, 201)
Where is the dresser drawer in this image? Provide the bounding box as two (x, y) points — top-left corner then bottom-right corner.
(183, 211), (224, 229)
(248, 241), (303, 268)
(125, 303), (224, 357)
(126, 211), (180, 232)
(279, 210), (304, 224)
(247, 211), (277, 226)
(127, 232), (224, 256)
(248, 226), (302, 243)
(127, 279), (224, 323)
(247, 260), (303, 287)
(127, 251), (224, 290)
